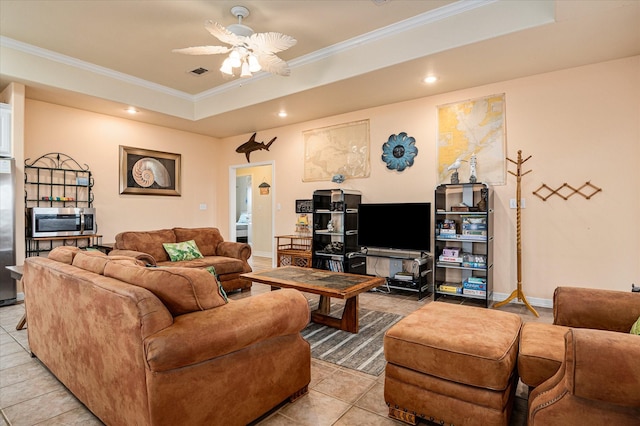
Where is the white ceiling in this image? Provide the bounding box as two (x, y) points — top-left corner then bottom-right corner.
(1, 0), (639, 139)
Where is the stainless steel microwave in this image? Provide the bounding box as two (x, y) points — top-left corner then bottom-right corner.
(27, 207), (97, 238)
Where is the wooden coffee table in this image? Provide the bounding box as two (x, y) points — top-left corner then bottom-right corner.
(242, 266), (385, 333)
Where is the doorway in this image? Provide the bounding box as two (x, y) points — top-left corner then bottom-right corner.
(235, 175), (251, 244)
(229, 161), (274, 261)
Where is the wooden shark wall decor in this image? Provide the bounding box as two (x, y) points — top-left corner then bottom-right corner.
(236, 133), (277, 162)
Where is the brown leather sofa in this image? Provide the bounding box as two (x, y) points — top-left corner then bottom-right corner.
(23, 247), (311, 426)
(110, 227), (252, 292)
(518, 287), (640, 425)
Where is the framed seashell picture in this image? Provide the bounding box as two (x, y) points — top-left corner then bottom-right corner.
(119, 146), (181, 196)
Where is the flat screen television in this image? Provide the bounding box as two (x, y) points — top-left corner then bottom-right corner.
(357, 202), (431, 252)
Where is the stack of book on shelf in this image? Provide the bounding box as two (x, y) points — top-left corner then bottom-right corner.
(438, 246), (462, 265)
(462, 253), (487, 268)
(439, 282), (463, 294)
(463, 277), (487, 297)
(460, 216), (487, 240)
(321, 259), (344, 272)
(437, 219), (457, 239)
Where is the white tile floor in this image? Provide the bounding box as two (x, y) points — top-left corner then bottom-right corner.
(1, 257), (551, 425)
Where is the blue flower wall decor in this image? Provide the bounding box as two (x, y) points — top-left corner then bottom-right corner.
(381, 132), (418, 171)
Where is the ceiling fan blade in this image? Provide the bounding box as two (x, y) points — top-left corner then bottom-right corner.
(172, 46), (231, 55)
(254, 53), (291, 76)
(205, 20), (244, 46)
(246, 32), (297, 54)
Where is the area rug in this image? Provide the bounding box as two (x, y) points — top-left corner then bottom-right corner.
(301, 307), (404, 376)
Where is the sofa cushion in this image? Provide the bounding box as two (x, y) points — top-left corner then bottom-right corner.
(104, 260), (228, 316)
(384, 302), (522, 390)
(72, 250), (109, 274)
(115, 228), (176, 263)
(72, 251), (145, 275)
(48, 246), (81, 264)
(173, 227), (223, 256)
(156, 256), (245, 275)
(162, 240), (204, 262)
(144, 289), (310, 372)
(553, 286), (640, 333)
(518, 322), (569, 387)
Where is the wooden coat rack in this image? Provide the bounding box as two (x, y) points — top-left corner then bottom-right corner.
(494, 150), (538, 317)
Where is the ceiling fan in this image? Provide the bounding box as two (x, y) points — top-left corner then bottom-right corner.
(173, 6), (297, 78)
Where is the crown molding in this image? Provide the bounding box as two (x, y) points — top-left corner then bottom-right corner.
(0, 35), (193, 101)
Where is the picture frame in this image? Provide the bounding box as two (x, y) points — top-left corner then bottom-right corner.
(436, 93), (506, 185)
(295, 199), (313, 213)
(119, 146), (181, 196)
(302, 120), (370, 182)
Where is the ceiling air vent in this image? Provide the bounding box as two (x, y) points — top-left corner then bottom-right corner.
(189, 67), (209, 76)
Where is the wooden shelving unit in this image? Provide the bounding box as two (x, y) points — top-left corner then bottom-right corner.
(275, 235), (312, 268)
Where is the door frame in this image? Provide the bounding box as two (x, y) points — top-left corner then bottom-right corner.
(228, 160), (275, 261)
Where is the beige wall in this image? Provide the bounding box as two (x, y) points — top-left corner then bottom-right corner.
(215, 56), (640, 304)
(24, 101), (222, 241)
(19, 56), (639, 305)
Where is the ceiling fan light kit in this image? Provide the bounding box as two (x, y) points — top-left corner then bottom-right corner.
(173, 5), (296, 79)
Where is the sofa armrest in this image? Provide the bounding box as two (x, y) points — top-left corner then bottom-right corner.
(529, 329), (640, 424)
(553, 286), (640, 332)
(109, 249), (156, 266)
(216, 240), (251, 262)
(565, 329), (640, 406)
(144, 288), (310, 372)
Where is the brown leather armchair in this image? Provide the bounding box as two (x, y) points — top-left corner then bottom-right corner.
(519, 287), (640, 425)
(528, 328), (640, 425)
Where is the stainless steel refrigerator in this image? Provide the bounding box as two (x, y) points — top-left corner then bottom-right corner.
(0, 157), (17, 306)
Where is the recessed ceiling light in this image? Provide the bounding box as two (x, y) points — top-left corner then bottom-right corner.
(278, 111), (288, 118)
(423, 76), (438, 84)
(126, 107), (138, 114)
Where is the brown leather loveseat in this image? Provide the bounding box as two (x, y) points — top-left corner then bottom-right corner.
(110, 227), (252, 292)
(23, 247), (311, 426)
(518, 286), (640, 424)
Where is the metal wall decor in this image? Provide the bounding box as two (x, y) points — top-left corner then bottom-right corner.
(381, 132), (418, 172)
(236, 133), (277, 163)
(532, 181), (602, 201)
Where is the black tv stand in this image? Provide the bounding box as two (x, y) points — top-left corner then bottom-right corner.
(347, 249), (432, 300)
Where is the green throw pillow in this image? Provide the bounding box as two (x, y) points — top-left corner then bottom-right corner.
(630, 316), (640, 335)
(206, 266), (228, 303)
(163, 240), (204, 262)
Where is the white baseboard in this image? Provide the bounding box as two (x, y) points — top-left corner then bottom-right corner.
(492, 292), (552, 309)
(17, 292), (24, 302)
(251, 251), (272, 258)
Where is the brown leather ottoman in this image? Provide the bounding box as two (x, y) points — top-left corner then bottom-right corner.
(383, 302), (522, 426)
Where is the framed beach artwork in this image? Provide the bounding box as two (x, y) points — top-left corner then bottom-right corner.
(119, 146), (181, 196)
